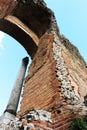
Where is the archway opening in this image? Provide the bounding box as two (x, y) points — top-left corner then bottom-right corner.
(0, 31), (31, 115)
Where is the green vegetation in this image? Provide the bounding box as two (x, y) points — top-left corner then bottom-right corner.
(69, 116), (87, 130)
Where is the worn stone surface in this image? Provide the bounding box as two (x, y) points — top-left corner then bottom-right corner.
(0, 0), (87, 130)
(0, 0), (59, 58)
(0, 0), (17, 18)
(53, 34), (80, 104)
(19, 33), (87, 130)
(53, 34), (87, 115)
(19, 34), (61, 115)
(60, 36), (87, 96)
(0, 110), (52, 130)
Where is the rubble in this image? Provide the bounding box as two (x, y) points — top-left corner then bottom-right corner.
(26, 110), (52, 123)
(0, 110), (52, 130)
(53, 34), (80, 104)
(52, 34), (87, 115)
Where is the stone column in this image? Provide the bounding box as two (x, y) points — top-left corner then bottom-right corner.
(4, 57), (29, 116)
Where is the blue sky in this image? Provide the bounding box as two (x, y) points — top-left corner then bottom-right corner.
(0, 0), (87, 115)
(46, 0), (87, 61)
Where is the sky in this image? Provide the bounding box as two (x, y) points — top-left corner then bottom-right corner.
(0, 0), (87, 115)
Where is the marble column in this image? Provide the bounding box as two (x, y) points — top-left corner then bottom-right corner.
(4, 57), (29, 116)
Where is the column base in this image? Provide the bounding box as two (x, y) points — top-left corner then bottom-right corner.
(4, 109), (16, 116)
(0, 112), (15, 125)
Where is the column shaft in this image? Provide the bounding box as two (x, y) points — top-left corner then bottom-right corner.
(4, 57), (29, 115)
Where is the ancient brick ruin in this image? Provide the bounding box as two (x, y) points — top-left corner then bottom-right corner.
(0, 0), (87, 130)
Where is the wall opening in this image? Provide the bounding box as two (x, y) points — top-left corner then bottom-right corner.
(0, 31), (31, 115)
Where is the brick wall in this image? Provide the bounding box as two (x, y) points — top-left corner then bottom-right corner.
(19, 34), (87, 130)
(19, 34), (62, 114)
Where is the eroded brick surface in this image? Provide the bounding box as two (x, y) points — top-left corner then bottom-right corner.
(18, 34), (87, 130)
(0, 0), (87, 130)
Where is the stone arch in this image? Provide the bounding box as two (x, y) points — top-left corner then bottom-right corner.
(0, 0), (59, 58)
(0, 18), (38, 58)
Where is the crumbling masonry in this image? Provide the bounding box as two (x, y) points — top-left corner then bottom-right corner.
(0, 0), (87, 130)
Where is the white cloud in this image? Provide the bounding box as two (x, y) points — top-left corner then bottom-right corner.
(0, 31), (5, 50)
